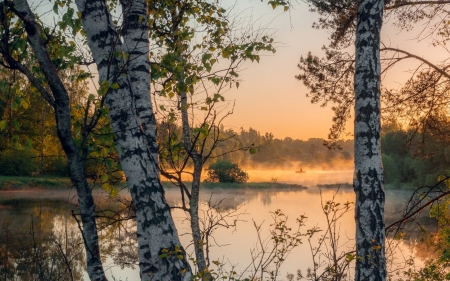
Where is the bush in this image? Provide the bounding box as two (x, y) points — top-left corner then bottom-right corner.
(0, 148), (38, 176)
(47, 155), (70, 176)
(205, 160), (249, 183)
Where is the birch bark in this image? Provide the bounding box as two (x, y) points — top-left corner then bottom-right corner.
(74, 0), (191, 280)
(354, 1), (386, 280)
(9, 1), (107, 280)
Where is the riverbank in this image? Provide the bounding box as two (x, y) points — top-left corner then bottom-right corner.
(0, 176), (308, 191)
(0, 175), (418, 191)
(0, 176), (72, 190)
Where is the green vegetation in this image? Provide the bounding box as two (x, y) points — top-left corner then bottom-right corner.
(205, 160), (249, 183)
(0, 148), (38, 176)
(381, 123), (450, 188)
(0, 175), (71, 190)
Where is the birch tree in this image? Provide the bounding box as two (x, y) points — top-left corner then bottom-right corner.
(0, 0), (193, 280)
(353, 1), (386, 280)
(150, 2), (275, 278)
(73, 1), (192, 280)
(297, 1), (450, 146)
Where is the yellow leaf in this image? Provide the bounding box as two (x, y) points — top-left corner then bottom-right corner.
(102, 182), (110, 191)
(110, 187), (118, 198)
(0, 120), (7, 131)
(111, 82), (120, 90)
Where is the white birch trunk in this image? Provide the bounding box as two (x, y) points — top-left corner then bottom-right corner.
(354, 1), (386, 281)
(74, 1), (191, 280)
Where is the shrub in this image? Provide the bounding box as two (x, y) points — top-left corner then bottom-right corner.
(47, 155), (70, 176)
(0, 148), (38, 176)
(205, 160), (249, 183)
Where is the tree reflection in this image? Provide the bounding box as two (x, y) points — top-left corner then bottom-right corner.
(0, 201), (85, 281)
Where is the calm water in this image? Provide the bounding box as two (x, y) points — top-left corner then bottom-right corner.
(0, 170), (432, 280)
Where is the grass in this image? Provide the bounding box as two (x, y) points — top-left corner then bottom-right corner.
(0, 175), (72, 190)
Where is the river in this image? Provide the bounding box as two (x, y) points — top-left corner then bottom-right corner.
(0, 170), (434, 280)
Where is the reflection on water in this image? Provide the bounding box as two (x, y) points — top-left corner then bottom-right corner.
(0, 183), (437, 280)
(0, 199), (85, 281)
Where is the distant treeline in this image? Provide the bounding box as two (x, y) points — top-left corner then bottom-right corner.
(3, 102), (446, 188)
(229, 128), (354, 169)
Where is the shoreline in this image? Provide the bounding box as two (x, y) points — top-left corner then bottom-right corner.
(0, 175), (417, 191)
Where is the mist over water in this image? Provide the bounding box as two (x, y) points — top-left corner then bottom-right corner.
(245, 169), (353, 186)
(0, 171), (432, 281)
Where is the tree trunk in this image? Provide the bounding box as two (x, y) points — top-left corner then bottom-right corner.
(10, 1), (107, 280)
(354, 1), (386, 281)
(179, 88), (211, 280)
(75, 1), (192, 280)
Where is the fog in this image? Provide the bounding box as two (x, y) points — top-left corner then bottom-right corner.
(245, 169), (353, 185)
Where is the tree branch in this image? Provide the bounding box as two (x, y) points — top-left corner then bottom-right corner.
(385, 1), (450, 10)
(382, 46), (450, 80)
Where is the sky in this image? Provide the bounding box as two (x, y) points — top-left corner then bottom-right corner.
(35, 1), (447, 141)
(217, 1), (450, 140)
(221, 2), (335, 140)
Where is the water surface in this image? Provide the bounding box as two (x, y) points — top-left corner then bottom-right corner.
(0, 171), (432, 280)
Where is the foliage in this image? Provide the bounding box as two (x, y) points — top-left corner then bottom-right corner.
(190, 209), (304, 281)
(205, 160), (249, 183)
(394, 178), (450, 281)
(297, 191), (354, 281)
(0, 148), (38, 176)
(0, 207), (85, 280)
(380, 125), (450, 187)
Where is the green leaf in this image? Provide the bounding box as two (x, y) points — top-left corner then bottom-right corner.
(222, 49), (230, 59)
(0, 120), (7, 131)
(236, 82), (240, 89)
(101, 174), (109, 183)
(98, 80), (110, 96)
(20, 98), (29, 109)
(202, 53), (212, 64)
(110, 187), (119, 198)
(111, 82), (120, 90)
(25, 138), (33, 148)
(102, 182), (110, 191)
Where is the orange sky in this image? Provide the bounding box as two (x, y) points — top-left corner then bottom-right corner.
(223, 2), (334, 140)
(220, 2), (449, 140)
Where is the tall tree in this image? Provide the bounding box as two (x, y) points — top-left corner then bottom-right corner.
(297, 1), (450, 146)
(354, 1), (386, 280)
(0, 0), (194, 280)
(74, 0), (191, 280)
(0, 1), (107, 280)
(151, 2), (276, 278)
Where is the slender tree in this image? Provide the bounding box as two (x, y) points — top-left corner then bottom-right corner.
(354, 1), (386, 280)
(0, 1), (107, 280)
